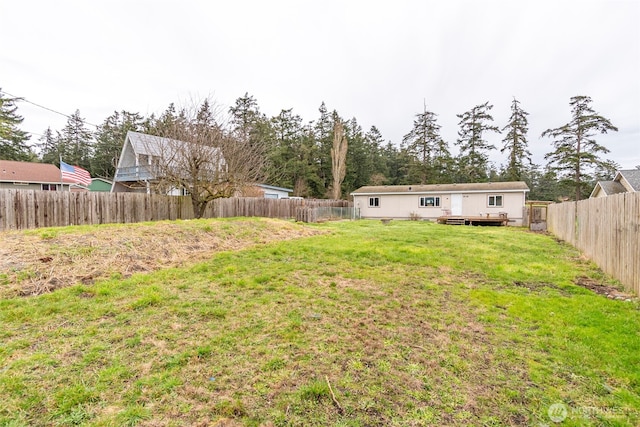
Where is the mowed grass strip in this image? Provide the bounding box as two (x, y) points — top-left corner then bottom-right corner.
(0, 219), (638, 426)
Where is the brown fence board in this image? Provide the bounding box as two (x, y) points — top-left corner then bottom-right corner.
(548, 192), (640, 295)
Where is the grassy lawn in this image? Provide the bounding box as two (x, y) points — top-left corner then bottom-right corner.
(1, 218), (639, 426)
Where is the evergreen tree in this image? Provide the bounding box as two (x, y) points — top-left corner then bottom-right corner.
(229, 93), (262, 140)
(146, 103), (184, 136)
(268, 109), (319, 197)
(92, 111), (144, 178)
(381, 143), (402, 184)
(526, 165), (569, 201)
(195, 99), (218, 133)
(383, 142), (412, 185)
(455, 102), (500, 183)
(402, 105), (450, 184)
(313, 102), (334, 194)
(542, 95), (618, 200)
(0, 90), (32, 161)
(142, 113), (158, 134)
(229, 93), (271, 174)
(38, 127), (58, 164)
(57, 110), (93, 169)
(363, 126), (389, 184)
(500, 98), (532, 181)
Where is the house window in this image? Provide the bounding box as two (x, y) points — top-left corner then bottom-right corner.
(41, 184), (57, 191)
(138, 154), (149, 165)
(419, 196), (440, 207)
(369, 197), (380, 207)
(488, 195), (503, 207)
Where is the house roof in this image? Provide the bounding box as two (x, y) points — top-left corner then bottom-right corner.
(257, 184), (293, 193)
(351, 181), (529, 195)
(125, 131), (172, 157)
(590, 169), (640, 198)
(0, 160), (65, 184)
(91, 177), (113, 185)
(120, 131), (223, 163)
(592, 180), (627, 197)
(617, 169), (640, 191)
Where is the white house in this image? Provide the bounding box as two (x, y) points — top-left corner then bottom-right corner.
(590, 169), (640, 198)
(351, 181), (530, 226)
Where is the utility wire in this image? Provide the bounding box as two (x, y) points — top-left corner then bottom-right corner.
(0, 89), (100, 128)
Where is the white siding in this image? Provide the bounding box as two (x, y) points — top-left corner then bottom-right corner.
(354, 191), (527, 226)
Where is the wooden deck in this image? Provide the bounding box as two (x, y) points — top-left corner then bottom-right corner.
(437, 213), (508, 226)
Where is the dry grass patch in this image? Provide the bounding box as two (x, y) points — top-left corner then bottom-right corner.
(0, 218), (323, 297)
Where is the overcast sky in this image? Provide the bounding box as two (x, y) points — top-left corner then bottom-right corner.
(2, 0), (639, 170)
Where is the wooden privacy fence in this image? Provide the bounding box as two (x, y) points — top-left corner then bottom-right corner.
(0, 189), (351, 231)
(547, 192), (640, 295)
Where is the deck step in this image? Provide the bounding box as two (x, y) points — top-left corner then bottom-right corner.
(446, 218), (466, 225)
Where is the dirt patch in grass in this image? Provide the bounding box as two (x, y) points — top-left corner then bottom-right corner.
(0, 218), (324, 297)
(574, 275), (636, 301)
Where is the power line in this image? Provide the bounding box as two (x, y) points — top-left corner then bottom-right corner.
(0, 89), (100, 128)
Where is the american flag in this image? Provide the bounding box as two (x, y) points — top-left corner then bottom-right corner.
(60, 160), (92, 187)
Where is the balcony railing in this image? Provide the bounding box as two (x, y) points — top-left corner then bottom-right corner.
(113, 165), (159, 182)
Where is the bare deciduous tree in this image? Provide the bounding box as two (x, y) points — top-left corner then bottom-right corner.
(330, 120), (348, 200)
(150, 98), (266, 218)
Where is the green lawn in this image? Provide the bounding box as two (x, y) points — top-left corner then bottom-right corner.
(1, 219), (638, 426)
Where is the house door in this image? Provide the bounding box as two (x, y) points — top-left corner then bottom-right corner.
(451, 194), (463, 216)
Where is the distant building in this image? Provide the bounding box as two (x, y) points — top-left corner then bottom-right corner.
(88, 178), (113, 192)
(590, 170), (640, 198)
(351, 181), (530, 226)
(255, 184), (293, 199)
(111, 131), (224, 195)
(0, 160), (74, 191)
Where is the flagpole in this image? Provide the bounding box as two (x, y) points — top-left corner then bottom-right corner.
(59, 155), (64, 191)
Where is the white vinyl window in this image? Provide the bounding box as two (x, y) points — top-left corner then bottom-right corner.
(488, 195), (503, 207)
(369, 197), (380, 207)
(419, 196), (440, 207)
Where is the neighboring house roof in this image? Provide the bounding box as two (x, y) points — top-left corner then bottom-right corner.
(591, 181), (627, 197)
(116, 131), (224, 171)
(617, 169), (640, 192)
(257, 184), (293, 193)
(123, 131), (224, 159)
(125, 131), (172, 157)
(590, 169), (640, 198)
(91, 177), (113, 185)
(351, 181), (530, 195)
(0, 160), (67, 184)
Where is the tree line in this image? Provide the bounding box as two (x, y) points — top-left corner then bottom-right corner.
(0, 88), (621, 201)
